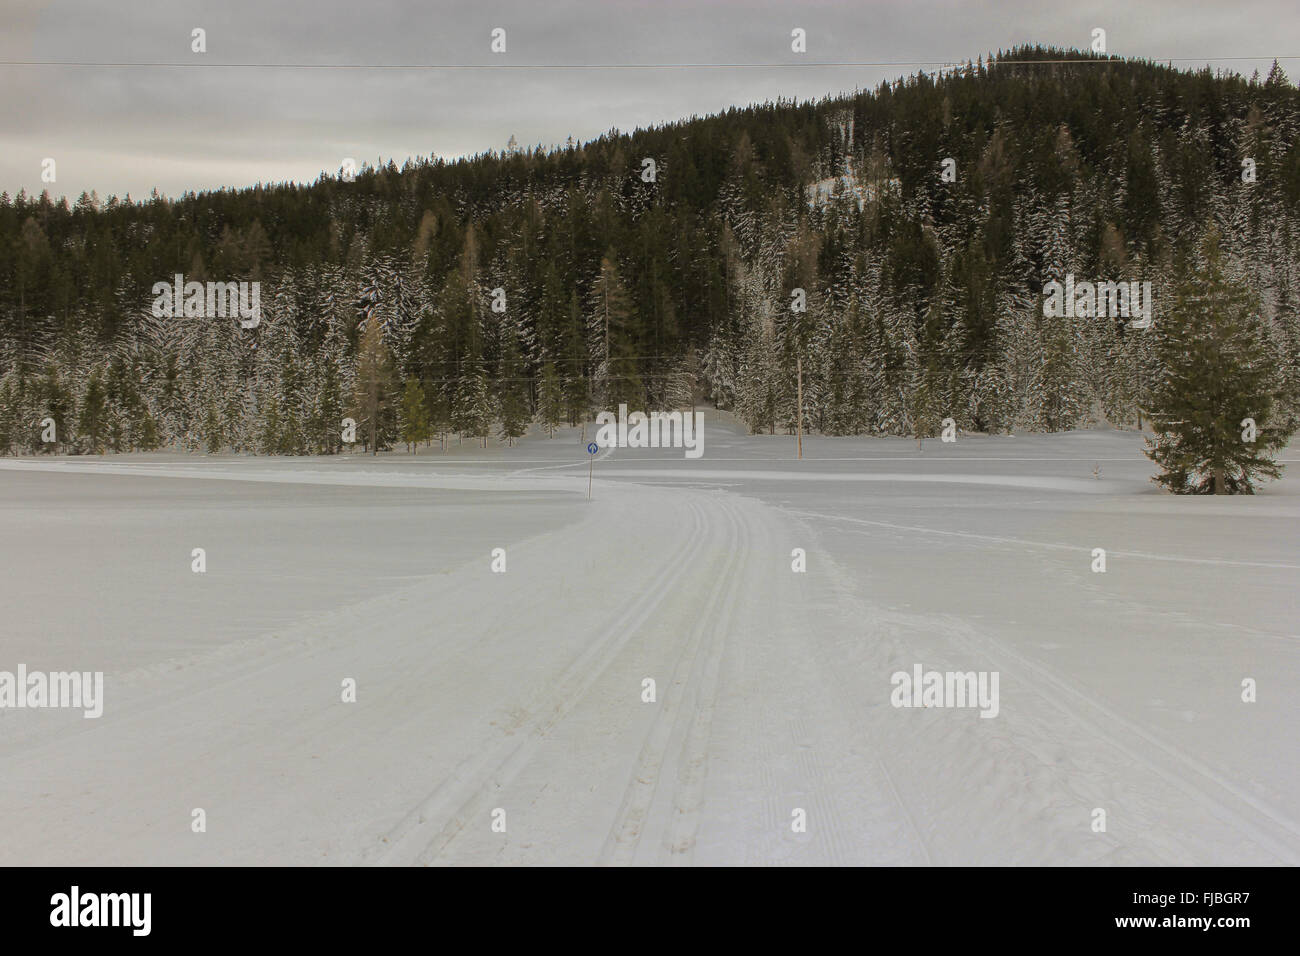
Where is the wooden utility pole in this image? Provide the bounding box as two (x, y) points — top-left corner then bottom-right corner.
(796, 355), (804, 460)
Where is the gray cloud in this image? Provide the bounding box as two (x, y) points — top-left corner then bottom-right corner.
(2, 0), (1295, 200)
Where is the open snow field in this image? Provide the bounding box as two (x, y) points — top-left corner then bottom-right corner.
(1, 414), (1297, 865)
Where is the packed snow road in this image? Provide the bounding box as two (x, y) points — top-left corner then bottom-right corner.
(1, 419), (1297, 865)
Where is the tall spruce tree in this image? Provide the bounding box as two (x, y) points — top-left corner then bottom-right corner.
(1144, 230), (1293, 493)
(354, 317), (397, 454)
(589, 254), (642, 409)
(78, 372), (107, 454)
(497, 331), (530, 446)
(537, 361), (564, 437)
(399, 377), (431, 452)
(455, 365), (493, 448)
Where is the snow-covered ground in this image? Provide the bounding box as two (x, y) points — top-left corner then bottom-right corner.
(1, 414), (1297, 865)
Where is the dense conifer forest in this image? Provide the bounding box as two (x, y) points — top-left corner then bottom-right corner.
(2, 46), (1298, 455)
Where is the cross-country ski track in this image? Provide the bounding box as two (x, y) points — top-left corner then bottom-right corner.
(0, 430), (1296, 866)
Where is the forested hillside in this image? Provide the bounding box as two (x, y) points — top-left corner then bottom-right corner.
(2, 46), (1299, 454)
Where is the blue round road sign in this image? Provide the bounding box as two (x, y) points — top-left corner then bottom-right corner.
(587, 442), (599, 455)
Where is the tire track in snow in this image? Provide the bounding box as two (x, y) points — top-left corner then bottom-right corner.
(784, 507), (1300, 570)
(938, 617), (1300, 864)
(370, 497), (711, 866)
(789, 500), (1298, 864)
(788, 515), (938, 866)
(659, 497), (747, 864)
(596, 495), (741, 865)
(653, 494), (888, 866)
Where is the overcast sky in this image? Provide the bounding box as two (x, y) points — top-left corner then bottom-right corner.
(2, 0), (1296, 201)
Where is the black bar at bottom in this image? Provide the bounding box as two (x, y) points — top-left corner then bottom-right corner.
(0, 865), (1285, 943)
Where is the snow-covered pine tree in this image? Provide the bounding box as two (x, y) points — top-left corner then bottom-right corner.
(735, 308), (780, 434)
(454, 364), (493, 449)
(353, 313), (397, 454)
(536, 361), (564, 437)
(497, 325), (530, 446)
(587, 253), (642, 411)
(561, 290), (590, 426)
